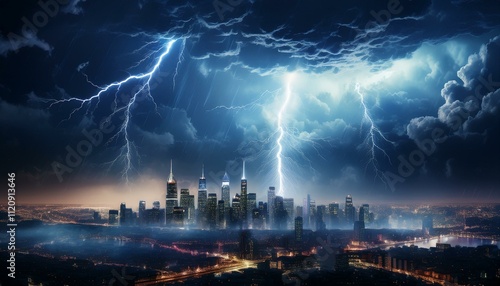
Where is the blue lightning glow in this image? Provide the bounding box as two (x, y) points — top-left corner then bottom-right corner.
(355, 83), (393, 181)
(276, 73), (294, 196)
(49, 38), (179, 183)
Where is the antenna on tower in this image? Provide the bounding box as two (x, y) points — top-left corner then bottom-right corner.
(168, 159), (175, 183)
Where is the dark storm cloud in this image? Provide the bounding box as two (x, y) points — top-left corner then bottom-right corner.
(401, 36), (500, 192)
(1, 0), (500, 201)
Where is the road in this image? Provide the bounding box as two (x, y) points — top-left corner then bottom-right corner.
(135, 260), (261, 285)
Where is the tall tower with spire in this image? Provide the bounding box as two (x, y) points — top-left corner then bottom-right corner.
(166, 159), (178, 225)
(221, 172), (230, 228)
(197, 164), (208, 227)
(240, 160), (248, 228)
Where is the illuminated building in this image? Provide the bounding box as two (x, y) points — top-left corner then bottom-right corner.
(267, 186), (276, 228)
(283, 198), (294, 228)
(207, 193), (217, 229)
(197, 165), (207, 226)
(231, 194), (241, 228)
(274, 196), (287, 230)
(138, 200), (146, 224)
(218, 200), (225, 229)
(303, 194), (311, 228)
(221, 172), (230, 224)
(240, 160), (248, 228)
(329, 202), (340, 228)
(180, 188), (194, 223)
(360, 204), (369, 223)
(166, 160), (178, 225)
(173, 206), (184, 226)
(345, 194), (355, 225)
(309, 199), (316, 230)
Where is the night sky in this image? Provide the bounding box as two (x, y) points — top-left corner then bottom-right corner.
(1, 0), (500, 205)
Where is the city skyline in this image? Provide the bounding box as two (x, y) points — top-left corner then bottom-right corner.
(2, 1), (500, 205)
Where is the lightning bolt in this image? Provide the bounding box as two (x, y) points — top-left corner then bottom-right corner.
(48, 37), (181, 183)
(206, 89), (279, 112)
(276, 73), (294, 196)
(355, 83), (393, 182)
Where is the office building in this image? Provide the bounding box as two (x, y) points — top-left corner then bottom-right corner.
(198, 165), (207, 226)
(240, 160), (248, 227)
(295, 216), (303, 242)
(207, 193), (217, 229)
(231, 194), (241, 228)
(316, 205), (326, 231)
(329, 202), (340, 228)
(247, 193), (256, 219)
(180, 188), (195, 223)
(221, 172), (230, 222)
(138, 200), (146, 223)
(267, 186), (276, 227)
(345, 195), (355, 225)
(274, 196), (287, 230)
(283, 198), (294, 229)
(296, 205), (303, 218)
(360, 204), (369, 223)
(173, 206), (184, 226)
(108, 210), (119, 225)
(218, 200), (225, 229)
(166, 160), (178, 224)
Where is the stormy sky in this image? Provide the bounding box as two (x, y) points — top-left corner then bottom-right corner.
(1, 0), (500, 206)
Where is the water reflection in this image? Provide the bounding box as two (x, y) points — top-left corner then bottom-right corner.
(406, 236), (499, 249)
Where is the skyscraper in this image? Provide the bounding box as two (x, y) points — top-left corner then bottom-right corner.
(231, 194), (241, 228)
(197, 165), (207, 227)
(119, 203), (133, 225)
(267, 186), (276, 228)
(283, 198), (294, 229)
(180, 188), (189, 222)
(247, 193), (256, 215)
(309, 199), (316, 230)
(303, 194), (311, 228)
(316, 205), (326, 231)
(180, 188), (194, 224)
(139, 200), (146, 224)
(166, 160), (178, 225)
(274, 196), (287, 230)
(108, 210), (119, 225)
(217, 200), (225, 229)
(240, 160), (248, 228)
(360, 204), (369, 223)
(329, 202), (340, 228)
(345, 195), (355, 226)
(120, 202), (126, 225)
(173, 206), (184, 226)
(221, 172), (230, 221)
(207, 193), (217, 229)
(295, 216), (303, 242)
